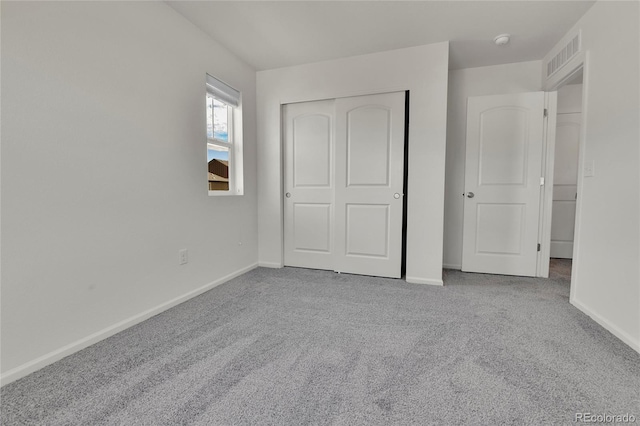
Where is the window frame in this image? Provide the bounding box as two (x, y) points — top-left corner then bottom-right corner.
(206, 74), (243, 196)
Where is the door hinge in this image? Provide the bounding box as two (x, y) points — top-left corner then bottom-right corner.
(543, 108), (548, 117)
(537, 243), (541, 252)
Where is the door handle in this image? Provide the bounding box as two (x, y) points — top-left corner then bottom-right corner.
(467, 192), (475, 198)
(285, 192), (291, 198)
(394, 193), (401, 199)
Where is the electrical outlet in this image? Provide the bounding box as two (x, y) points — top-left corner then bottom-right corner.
(584, 160), (595, 177)
(179, 249), (188, 265)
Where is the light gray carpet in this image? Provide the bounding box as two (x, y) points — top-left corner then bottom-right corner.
(2, 263), (639, 425)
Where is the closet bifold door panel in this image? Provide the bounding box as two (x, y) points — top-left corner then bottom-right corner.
(283, 92), (406, 279)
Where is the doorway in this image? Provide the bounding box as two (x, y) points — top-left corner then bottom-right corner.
(460, 77), (585, 282)
(548, 68), (584, 281)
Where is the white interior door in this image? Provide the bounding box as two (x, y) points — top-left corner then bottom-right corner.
(550, 113), (580, 258)
(462, 92), (545, 277)
(334, 92), (406, 278)
(283, 92), (406, 278)
(283, 100), (335, 270)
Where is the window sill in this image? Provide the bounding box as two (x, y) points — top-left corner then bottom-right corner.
(208, 190), (243, 197)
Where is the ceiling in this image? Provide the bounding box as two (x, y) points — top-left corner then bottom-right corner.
(167, 1), (596, 71)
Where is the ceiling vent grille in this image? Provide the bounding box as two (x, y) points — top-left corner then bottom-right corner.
(546, 33), (581, 78)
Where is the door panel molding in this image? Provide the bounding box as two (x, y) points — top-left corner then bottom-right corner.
(292, 113), (332, 188)
(346, 106), (392, 187)
(345, 204), (390, 258)
(478, 106), (530, 187)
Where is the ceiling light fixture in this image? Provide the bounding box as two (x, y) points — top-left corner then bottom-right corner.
(494, 34), (511, 46)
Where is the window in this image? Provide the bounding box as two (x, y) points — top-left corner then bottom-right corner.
(206, 74), (243, 195)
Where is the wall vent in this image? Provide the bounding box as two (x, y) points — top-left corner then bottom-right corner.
(546, 33), (581, 78)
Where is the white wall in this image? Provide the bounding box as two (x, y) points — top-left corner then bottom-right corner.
(257, 43), (449, 285)
(543, 1), (639, 351)
(1, 1), (258, 383)
(557, 84), (583, 114)
(443, 61), (542, 269)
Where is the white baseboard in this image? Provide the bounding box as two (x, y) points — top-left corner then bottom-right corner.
(571, 297), (640, 354)
(443, 263), (461, 270)
(0, 263), (258, 387)
(258, 261), (282, 268)
(406, 276), (444, 286)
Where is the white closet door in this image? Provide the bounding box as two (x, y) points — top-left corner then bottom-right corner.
(334, 92), (406, 278)
(462, 92), (545, 277)
(283, 100), (335, 270)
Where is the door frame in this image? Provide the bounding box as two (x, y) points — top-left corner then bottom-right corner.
(539, 52), (589, 300)
(280, 90), (410, 277)
(536, 91), (558, 277)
